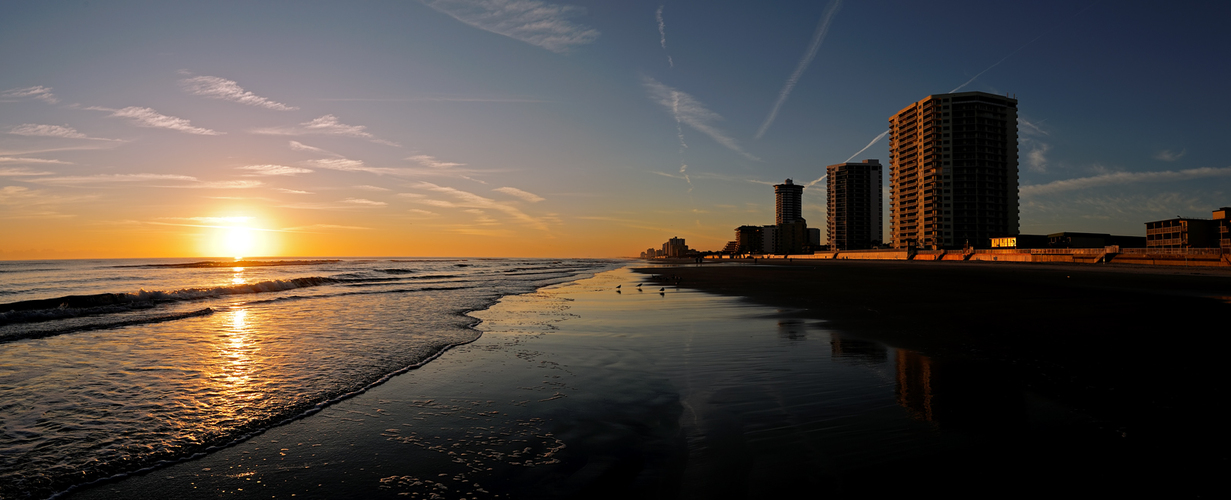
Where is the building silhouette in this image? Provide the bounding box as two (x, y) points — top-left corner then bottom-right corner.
(774, 179), (805, 225)
(889, 91), (1019, 249)
(773, 179), (808, 254)
(827, 159), (883, 250)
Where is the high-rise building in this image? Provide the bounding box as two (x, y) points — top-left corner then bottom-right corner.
(774, 179), (805, 225)
(888, 91), (1019, 249)
(827, 159), (883, 250)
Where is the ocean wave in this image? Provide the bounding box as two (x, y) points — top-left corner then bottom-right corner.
(0, 308), (215, 344)
(0, 277), (336, 326)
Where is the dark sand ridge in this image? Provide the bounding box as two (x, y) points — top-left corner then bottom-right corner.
(637, 260), (1231, 492)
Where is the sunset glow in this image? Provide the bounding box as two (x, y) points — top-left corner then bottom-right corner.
(2, 1), (1228, 259)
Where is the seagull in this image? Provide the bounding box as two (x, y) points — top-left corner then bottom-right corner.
(616, 285), (621, 289)
(659, 287), (665, 292)
(636, 283), (642, 288)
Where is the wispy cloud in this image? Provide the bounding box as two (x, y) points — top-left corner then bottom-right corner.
(0, 157), (72, 165)
(341, 198), (387, 206)
(1154, 149), (1186, 162)
(252, 115), (397, 145)
(0, 167), (55, 176)
(656, 5), (673, 68)
(755, 0), (842, 139)
(1018, 117), (1050, 173)
(423, 0), (600, 53)
(1021, 166), (1231, 197)
(289, 140), (337, 155)
(412, 181), (555, 230)
(407, 154), (465, 169)
(845, 129), (889, 163)
(29, 173), (262, 189)
(304, 158), (404, 175)
(88, 106), (222, 135)
(642, 76), (759, 161)
(237, 164), (313, 176)
(179, 75), (298, 110)
(8, 124), (117, 141)
(282, 223), (372, 231)
(493, 186), (544, 202)
(275, 188), (315, 194)
(1, 86), (58, 104)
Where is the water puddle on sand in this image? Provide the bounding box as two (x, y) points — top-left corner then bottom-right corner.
(69, 267), (1163, 499)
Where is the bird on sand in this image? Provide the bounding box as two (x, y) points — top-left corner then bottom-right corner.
(616, 285), (621, 289)
(658, 287), (665, 292)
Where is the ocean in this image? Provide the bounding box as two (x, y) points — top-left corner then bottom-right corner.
(0, 258), (620, 499)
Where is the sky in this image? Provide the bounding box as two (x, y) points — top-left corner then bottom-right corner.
(2, 0), (1229, 259)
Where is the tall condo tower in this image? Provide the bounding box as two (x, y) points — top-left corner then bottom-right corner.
(827, 159), (883, 250)
(774, 179), (805, 224)
(888, 91), (1019, 249)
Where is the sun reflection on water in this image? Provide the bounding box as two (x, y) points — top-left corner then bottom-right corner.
(231, 267), (246, 285)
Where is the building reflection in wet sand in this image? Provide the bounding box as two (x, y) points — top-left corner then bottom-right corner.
(894, 348), (1026, 429)
(828, 333), (888, 363)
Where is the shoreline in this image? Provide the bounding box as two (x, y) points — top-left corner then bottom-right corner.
(66, 264), (1228, 498)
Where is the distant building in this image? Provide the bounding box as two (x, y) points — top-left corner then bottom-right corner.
(1146, 208), (1231, 249)
(889, 91), (1019, 249)
(662, 236), (689, 257)
(991, 234), (1048, 249)
(774, 179), (805, 225)
(760, 225), (778, 254)
(735, 226), (762, 254)
(1215, 207), (1230, 249)
(808, 228), (821, 248)
(827, 159), (883, 250)
(1048, 232), (1144, 249)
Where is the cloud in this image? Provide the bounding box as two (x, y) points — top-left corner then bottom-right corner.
(304, 158), (404, 175)
(845, 129), (890, 163)
(407, 208), (439, 216)
(88, 106), (222, 135)
(179, 75), (298, 110)
(656, 5), (667, 49)
(0, 157), (72, 164)
(407, 154), (466, 169)
(253, 115), (397, 145)
(1017, 117), (1051, 173)
(341, 198), (387, 206)
(29, 173), (262, 189)
(412, 181), (554, 230)
(1021, 166), (1231, 197)
(353, 185), (391, 191)
(1, 86), (58, 104)
(10, 124), (85, 139)
(1154, 149), (1186, 162)
(423, 0), (600, 53)
(282, 223), (372, 231)
(755, 0), (842, 139)
(656, 5), (672, 67)
(275, 188), (315, 194)
(0, 167), (55, 176)
(237, 164), (313, 176)
(289, 140), (336, 155)
(493, 186), (544, 202)
(642, 76), (759, 161)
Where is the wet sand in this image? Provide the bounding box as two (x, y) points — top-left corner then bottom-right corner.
(67, 264), (1228, 499)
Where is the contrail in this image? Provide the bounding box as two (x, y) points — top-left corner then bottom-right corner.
(755, 0), (843, 140)
(845, 129), (889, 163)
(657, 5), (673, 67)
(951, 1), (1099, 92)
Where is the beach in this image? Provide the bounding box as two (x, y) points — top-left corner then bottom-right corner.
(64, 261), (1230, 498)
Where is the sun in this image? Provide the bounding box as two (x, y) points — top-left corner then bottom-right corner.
(223, 226), (255, 260)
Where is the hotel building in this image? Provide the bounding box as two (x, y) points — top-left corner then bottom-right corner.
(826, 159), (883, 250)
(888, 91), (1019, 249)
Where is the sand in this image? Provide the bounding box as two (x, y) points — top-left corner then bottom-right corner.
(66, 263), (1230, 499)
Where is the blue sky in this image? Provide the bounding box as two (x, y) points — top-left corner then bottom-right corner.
(2, 0), (1229, 258)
